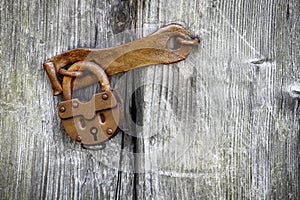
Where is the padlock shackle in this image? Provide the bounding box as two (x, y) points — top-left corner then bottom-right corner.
(62, 61), (111, 100)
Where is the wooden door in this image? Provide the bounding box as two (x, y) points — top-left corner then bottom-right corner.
(0, 0), (299, 199)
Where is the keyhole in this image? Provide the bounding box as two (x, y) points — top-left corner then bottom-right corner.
(90, 127), (98, 141)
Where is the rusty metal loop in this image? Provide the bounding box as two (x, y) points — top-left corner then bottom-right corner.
(59, 68), (83, 77)
(176, 37), (199, 46)
(62, 61), (111, 100)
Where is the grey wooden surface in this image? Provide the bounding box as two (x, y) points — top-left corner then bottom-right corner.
(0, 0), (299, 199)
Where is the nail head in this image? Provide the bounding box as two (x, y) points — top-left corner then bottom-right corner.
(73, 101), (79, 108)
(59, 106), (66, 112)
(106, 128), (113, 135)
(76, 135), (82, 142)
(102, 93), (109, 100)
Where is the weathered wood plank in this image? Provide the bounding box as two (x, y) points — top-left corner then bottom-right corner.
(135, 0), (300, 199)
(1, 0), (299, 199)
(0, 0), (138, 199)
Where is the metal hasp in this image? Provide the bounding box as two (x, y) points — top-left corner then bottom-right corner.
(43, 24), (199, 145)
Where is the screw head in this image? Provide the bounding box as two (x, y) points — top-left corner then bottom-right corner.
(102, 93), (109, 100)
(76, 135), (82, 142)
(59, 106), (66, 112)
(72, 101), (79, 108)
(106, 128), (113, 135)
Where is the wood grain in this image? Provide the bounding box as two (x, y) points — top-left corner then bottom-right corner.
(135, 0), (300, 199)
(0, 0), (137, 199)
(0, 0), (299, 199)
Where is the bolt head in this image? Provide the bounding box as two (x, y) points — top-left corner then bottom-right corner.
(102, 93), (109, 100)
(106, 128), (113, 135)
(72, 101), (79, 108)
(76, 135), (82, 142)
(59, 106), (66, 112)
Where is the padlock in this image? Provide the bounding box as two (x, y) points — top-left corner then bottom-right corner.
(57, 61), (123, 145)
(44, 24), (199, 146)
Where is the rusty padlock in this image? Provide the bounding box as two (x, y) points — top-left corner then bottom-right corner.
(44, 24), (199, 146)
(58, 61), (123, 145)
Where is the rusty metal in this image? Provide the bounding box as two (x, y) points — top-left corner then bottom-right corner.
(176, 37), (199, 45)
(58, 61), (123, 145)
(44, 24), (199, 95)
(43, 23), (198, 145)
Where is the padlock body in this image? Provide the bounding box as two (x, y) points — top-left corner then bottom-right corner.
(58, 91), (123, 145)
